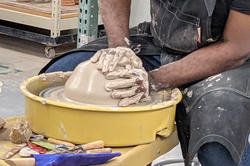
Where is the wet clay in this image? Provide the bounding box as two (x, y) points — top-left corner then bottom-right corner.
(90, 47), (143, 74)
(38, 61), (178, 107)
(90, 47), (150, 106)
(63, 61), (119, 106)
(40, 85), (178, 107)
(9, 119), (32, 144)
(105, 68), (150, 106)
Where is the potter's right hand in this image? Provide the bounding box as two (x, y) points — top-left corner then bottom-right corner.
(104, 68), (151, 107)
(90, 47), (142, 74)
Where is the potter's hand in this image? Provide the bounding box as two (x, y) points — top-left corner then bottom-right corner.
(90, 47), (142, 74)
(105, 68), (150, 107)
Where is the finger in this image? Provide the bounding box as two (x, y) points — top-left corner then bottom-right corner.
(125, 64), (132, 70)
(102, 49), (115, 73)
(118, 92), (144, 107)
(140, 96), (151, 102)
(97, 51), (107, 70)
(105, 77), (140, 91)
(118, 56), (130, 66)
(108, 53), (125, 72)
(135, 86), (147, 93)
(123, 48), (142, 68)
(130, 56), (143, 69)
(111, 86), (145, 99)
(110, 86), (139, 99)
(90, 50), (103, 63)
(105, 69), (133, 80)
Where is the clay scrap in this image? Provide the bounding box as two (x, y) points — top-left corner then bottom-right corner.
(9, 119), (32, 144)
(19, 147), (39, 157)
(0, 117), (6, 129)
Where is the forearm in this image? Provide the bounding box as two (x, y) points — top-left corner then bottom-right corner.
(149, 41), (250, 88)
(149, 10), (250, 89)
(98, 0), (131, 47)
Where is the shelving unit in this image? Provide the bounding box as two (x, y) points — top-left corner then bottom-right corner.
(77, 0), (98, 48)
(0, 0), (79, 58)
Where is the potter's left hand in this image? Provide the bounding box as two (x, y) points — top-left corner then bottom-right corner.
(90, 47), (142, 74)
(104, 67), (150, 107)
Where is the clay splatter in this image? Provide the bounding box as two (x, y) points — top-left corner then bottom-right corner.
(217, 107), (225, 111)
(60, 122), (68, 139)
(0, 81), (3, 93)
(187, 91), (193, 98)
(206, 74), (222, 82)
(183, 88), (188, 94)
(207, 84), (213, 88)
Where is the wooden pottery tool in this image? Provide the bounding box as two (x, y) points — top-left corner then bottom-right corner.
(4, 158), (35, 166)
(86, 148), (112, 154)
(81, 140), (104, 151)
(48, 138), (75, 148)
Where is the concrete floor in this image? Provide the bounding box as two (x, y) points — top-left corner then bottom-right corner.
(0, 34), (49, 117)
(0, 34), (185, 165)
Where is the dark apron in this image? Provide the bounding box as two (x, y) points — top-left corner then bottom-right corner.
(39, 1), (250, 166)
(149, 0), (250, 165)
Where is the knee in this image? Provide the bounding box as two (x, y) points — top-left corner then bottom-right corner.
(197, 142), (237, 166)
(45, 51), (95, 73)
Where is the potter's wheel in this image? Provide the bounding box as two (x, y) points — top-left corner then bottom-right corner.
(38, 60), (177, 107)
(39, 86), (114, 106)
(21, 65), (182, 145)
(38, 61), (120, 106)
(39, 85), (177, 107)
(39, 86), (69, 103)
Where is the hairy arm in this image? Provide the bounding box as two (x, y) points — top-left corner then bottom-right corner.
(149, 10), (250, 89)
(98, 0), (131, 47)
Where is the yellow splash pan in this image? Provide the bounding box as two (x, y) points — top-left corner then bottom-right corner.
(20, 72), (182, 147)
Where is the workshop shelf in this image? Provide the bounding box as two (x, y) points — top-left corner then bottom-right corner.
(0, 0), (78, 58)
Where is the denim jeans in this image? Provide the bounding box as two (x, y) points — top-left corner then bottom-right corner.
(45, 51), (250, 166)
(198, 142), (250, 166)
(45, 51), (161, 73)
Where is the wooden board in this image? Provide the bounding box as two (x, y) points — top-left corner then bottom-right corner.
(0, 0), (78, 18)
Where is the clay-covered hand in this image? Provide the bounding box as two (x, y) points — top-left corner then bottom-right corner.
(90, 47), (143, 74)
(104, 68), (151, 107)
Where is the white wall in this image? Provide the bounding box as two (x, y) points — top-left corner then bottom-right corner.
(129, 0), (151, 27)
